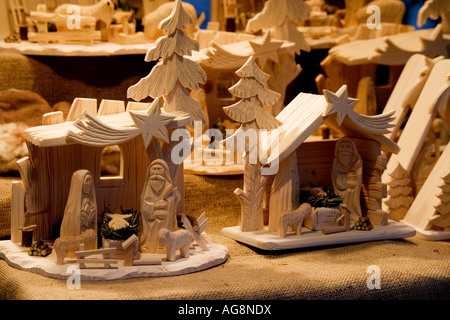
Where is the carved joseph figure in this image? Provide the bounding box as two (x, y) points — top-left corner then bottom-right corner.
(331, 138), (363, 221)
(139, 159), (180, 253)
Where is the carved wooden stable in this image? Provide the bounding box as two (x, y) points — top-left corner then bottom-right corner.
(221, 85), (416, 250)
(16, 98), (190, 241)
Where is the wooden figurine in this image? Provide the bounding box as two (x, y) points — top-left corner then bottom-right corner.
(54, 0), (114, 36)
(54, 229), (97, 265)
(245, 0), (311, 54)
(402, 145), (450, 240)
(417, 0), (450, 34)
(60, 170), (98, 239)
(190, 32), (299, 128)
(27, 9), (101, 45)
(331, 137), (363, 221)
(429, 173), (450, 231)
(109, 10), (146, 44)
(139, 159), (181, 253)
(27, 0), (115, 44)
(223, 56), (281, 132)
(278, 203), (312, 238)
(384, 164), (414, 222)
(158, 228), (191, 262)
(223, 56), (281, 232)
(128, 0), (207, 125)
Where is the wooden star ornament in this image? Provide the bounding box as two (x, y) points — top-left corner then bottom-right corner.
(129, 97), (176, 147)
(249, 31), (283, 67)
(323, 85), (359, 126)
(421, 24), (449, 59)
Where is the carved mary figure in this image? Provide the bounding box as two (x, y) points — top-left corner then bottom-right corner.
(60, 170), (98, 238)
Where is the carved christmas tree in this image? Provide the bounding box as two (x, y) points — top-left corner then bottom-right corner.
(245, 0), (311, 54)
(223, 56), (282, 232)
(223, 56), (281, 133)
(127, 0), (207, 125)
(429, 172), (450, 230)
(383, 163), (414, 221)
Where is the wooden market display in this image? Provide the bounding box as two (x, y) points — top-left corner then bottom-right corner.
(2, 0), (450, 284)
(221, 84), (416, 250)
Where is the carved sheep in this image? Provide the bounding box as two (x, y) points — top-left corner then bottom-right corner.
(54, 0), (115, 28)
(53, 229), (97, 265)
(279, 203), (312, 238)
(158, 228), (191, 261)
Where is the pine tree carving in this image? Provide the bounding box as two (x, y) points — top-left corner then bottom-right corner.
(235, 162), (267, 232)
(224, 56), (282, 231)
(430, 172), (450, 230)
(127, 0), (207, 125)
(246, 0), (311, 54)
(224, 56), (281, 134)
(384, 163), (414, 221)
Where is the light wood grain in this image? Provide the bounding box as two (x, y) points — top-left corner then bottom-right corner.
(402, 144), (450, 235)
(383, 59), (450, 193)
(245, 0), (310, 54)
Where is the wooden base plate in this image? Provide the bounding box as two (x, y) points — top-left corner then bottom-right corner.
(220, 220), (416, 251)
(401, 220), (450, 241)
(183, 163), (244, 175)
(0, 236), (228, 281)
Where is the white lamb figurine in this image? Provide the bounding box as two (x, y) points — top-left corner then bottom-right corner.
(279, 203), (312, 238)
(54, 0), (115, 27)
(158, 228), (191, 262)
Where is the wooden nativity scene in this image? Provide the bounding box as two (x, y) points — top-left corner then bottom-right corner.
(219, 56), (417, 250)
(0, 0), (228, 281)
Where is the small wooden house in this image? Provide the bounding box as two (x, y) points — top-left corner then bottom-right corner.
(220, 84), (408, 249)
(261, 85), (399, 230)
(220, 85), (418, 250)
(14, 98), (190, 241)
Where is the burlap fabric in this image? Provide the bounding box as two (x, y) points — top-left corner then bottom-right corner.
(0, 177), (13, 239)
(0, 52), (150, 106)
(0, 175), (449, 300)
